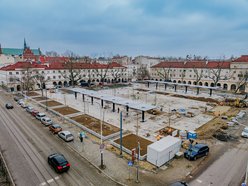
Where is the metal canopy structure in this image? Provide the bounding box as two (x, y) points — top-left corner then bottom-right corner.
(71, 87), (156, 111)
(145, 80), (221, 96)
(70, 87), (156, 122)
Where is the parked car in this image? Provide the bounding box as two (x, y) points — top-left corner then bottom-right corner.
(241, 127), (248, 138)
(21, 103), (28, 108)
(58, 131), (74, 142)
(5, 103), (14, 109)
(26, 106), (34, 113)
(31, 110), (39, 117)
(48, 153), (70, 173)
(170, 181), (189, 186)
(184, 143), (209, 160)
(41, 117), (53, 126)
(18, 99), (24, 105)
(49, 124), (62, 134)
(14, 96), (22, 102)
(36, 113), (46, 121)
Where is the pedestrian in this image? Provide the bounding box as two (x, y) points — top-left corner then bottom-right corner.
(117, 107), (120, 113)
(79, 132), (83, 143)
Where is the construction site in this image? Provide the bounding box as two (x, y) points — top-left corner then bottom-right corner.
(23, 82), (248, 183)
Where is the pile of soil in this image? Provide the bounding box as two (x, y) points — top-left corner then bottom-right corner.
(33, 96), (48, 101)
(53, 106), (80, 115)
(114, 134), (153, 156)
(196, 107), (240, 139)
(26, 92), (40, 96)
(171, 94), (220, 104)
(70, 114), (119, 136)
(40, 100), (63, 107)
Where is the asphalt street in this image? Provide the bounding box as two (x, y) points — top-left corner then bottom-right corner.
(190, 110), (248, 186)
(0, 92), (117, 186)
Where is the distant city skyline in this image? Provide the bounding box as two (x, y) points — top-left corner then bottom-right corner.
(0, 0), (248, 58)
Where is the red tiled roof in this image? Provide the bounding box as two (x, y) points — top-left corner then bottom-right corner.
(0, 61), (47, 71)
(233, 55), (248, 62)
(0, 61), (126, 71)
(152, 60), (230, 69)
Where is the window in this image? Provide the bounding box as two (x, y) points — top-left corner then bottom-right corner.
(53, 71), (55, 73)
(58, 75), (61, 79)
(42, 71), (44, 74)
(47, 76), (51, 80)
(9, 72), (12, 75)
(53, 76), (56, 79)
(16, 72), (19, 75)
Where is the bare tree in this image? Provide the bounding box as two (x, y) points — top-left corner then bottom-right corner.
(137, 65), (150, 80)
(19, 63), (35, 93)
(193, 66), (204, 84)
(45, 51), (60, 57)
(94, 62), (111, 84)
(60, 52), (82, 87)
(33, 71), (49, 96)
(235, 71), (248, 93)
(111, 68), (122, 83)
(208, 62), (233, 86)
(156, 66), (171, 81)
(180, 68), (186, 82)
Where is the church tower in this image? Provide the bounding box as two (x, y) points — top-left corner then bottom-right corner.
(24, 38), (27, 50)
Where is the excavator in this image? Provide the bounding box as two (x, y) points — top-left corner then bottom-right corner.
(224, 94), (248, 108)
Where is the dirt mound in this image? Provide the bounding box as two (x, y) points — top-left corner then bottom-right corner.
(171, 94), (219, 103)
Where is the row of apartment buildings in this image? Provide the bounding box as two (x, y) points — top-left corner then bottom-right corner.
(0, 41), (247, 93)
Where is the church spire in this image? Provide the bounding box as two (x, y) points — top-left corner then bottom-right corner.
(24, 38), (27, 49)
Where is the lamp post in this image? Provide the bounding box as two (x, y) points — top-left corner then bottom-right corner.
(93, 101), (105, 169)
(45, 88), (48, 111)
(135, 112), (140, 183)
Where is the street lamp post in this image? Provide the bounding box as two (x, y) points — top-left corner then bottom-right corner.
(135, 112), (140, 183)
(45, 88), (48, 111)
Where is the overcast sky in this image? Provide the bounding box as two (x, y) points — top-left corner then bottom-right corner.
(0, 0), (248, 58)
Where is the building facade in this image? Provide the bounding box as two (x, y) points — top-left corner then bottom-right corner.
(150, 55), (248, 93)
(0, 61), (128, 92)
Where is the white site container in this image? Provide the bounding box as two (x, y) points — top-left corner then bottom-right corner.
(147, 136), (181, 167)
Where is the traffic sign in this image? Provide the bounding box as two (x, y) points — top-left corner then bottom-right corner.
(100, 144), (105, 150)
(128, 161), (133, 166)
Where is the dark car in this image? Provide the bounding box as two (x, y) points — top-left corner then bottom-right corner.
(170, 181), (189, 186)
(184, 143), (209, 161)
(48, 153), (70, 173)
(5, 103), (14, 109)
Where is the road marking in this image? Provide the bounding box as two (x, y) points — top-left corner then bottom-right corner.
(47, 178), (54, 183)
(39, 177), (60, 186)
(197, 179), (203, 183)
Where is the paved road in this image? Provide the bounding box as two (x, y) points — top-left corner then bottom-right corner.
(190, 110), (248, 186)
(0, 92), (117, 186)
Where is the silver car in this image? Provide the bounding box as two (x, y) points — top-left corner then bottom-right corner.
(41, 117), (53, 126)
(36, 113), (46, 121)
(58, 131), (74, 142)
(26, 106), (34, 113)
